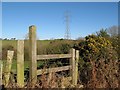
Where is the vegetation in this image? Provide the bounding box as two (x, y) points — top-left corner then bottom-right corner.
(1, 26), (119, 88)
(74, 34), (119, 88)
(2, 39), (75, 60)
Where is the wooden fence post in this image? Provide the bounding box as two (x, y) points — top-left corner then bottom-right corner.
(4, 50), (14, 87)
(70, 49), (79, 86)
(70, 48), (76, 86)
(17, 40), (24, 87)
(29, 25), (37, 86)
(75, 50), (79, 85)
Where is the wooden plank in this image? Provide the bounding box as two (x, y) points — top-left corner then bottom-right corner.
(74, 50), (79, 86)
(17, 40), (24, 87)
(37, 65), (71, 75)
(70, 48), (76, 86)
(29, 25), (37, 86)
(37, 54), (71, 60)
(4, 50), (14, 87)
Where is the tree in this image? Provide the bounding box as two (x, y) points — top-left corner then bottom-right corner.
(107, 26), (118, 37)
(96, 28), (110, 38)
(106, 26), (119, 58)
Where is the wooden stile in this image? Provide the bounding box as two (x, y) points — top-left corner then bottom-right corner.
(1, 25), (80, 88)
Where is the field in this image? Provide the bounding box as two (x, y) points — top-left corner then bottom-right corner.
(2, 39), (75, 48)
(1, 39), (74, 75)
(2, 40), (52, 50)
(1, 39), (76, 60)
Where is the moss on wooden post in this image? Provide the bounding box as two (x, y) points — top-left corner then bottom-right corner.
(29, 25), (37, 86)
(17, 40), (24, 87)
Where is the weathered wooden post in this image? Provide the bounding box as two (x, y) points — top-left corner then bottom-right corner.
(17, 40), (24, 87)
(75, 50), (79, 85)
(4, 50), (14, 87)
(70, 49), (79, 86)
(29, 25), (37, 86)
(70, 48), (76, 86)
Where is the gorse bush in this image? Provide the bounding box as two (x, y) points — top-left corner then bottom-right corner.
(80, 34), (117, 61)
(74, 34), (119, 88)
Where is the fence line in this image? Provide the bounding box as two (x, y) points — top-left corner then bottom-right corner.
(29, 25), (79, 86)
(2, 25), (79, 87)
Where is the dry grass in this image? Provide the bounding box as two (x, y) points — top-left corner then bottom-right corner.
(2, 67), (74, 88)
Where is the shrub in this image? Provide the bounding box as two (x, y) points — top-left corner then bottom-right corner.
(46, 41), (72, 54)
(74, 34), (119, 88)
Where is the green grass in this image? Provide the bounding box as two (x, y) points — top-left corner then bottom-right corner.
(3, 60), (44, 73)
